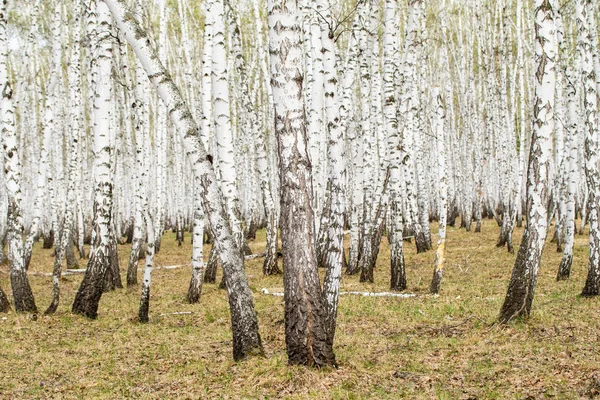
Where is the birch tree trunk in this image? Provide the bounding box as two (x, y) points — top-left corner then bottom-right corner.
(72, 0), (117, 318)
(268, 0), (336, 367)
(187, 190), (205, 303)
(578, 0), (600, 296)
(499, 0), (555, 323)
(225, 2), (279, 276)
(138, 211), (155, 322)
(126, 1), (149, 287)
(383, 0), (406, 292)
(1, 0), (37, 313)
(400, 0), (428, 254)
(430, 87), (447, 294)
(557, 65), (579, 280)
(211, 0), (244, 251)
(102, 0), (263, 361)
(316, 0), (346, 347)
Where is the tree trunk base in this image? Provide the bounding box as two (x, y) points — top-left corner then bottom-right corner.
(11, 270), (37, 313)
(187, 270), (203, 304)
(415, 232), (429, 254)
(429, 269), (442, 294)
(0, 287), (10, 313)
(139, 284), (150, 323)
(204, 247), (219, 283)
(72, 252), (106, 319)
(556, 254), (572, 281)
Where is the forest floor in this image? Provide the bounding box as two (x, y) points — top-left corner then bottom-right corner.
(1, 220), (599, 399)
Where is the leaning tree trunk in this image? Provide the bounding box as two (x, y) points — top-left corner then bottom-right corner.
(103, 0), (263, 361)
(498, 0), (555, 323)
(1, 0), (37, 313)
(268, 0), (336, 368)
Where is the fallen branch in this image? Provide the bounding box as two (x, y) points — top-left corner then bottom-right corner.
(159, 311), (194, 316)
(245, 252), (266, 260)
(341, 291), (417, 298)
(29, 269), (86, 277)
(261, 288), (416, 298)
(261, 288), (284, 297)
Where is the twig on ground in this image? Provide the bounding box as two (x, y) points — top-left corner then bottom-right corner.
(261, 288), (416, 298)
(159, 311), (194, 316)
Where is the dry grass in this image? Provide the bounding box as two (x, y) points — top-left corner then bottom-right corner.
(0, 220), (599, 399)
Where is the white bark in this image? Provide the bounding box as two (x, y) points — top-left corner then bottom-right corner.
(430, 87), (447, 294)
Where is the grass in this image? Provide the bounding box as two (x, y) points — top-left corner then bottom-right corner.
(0, 219), (599, 399)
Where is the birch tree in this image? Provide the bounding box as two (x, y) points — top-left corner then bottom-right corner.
(72, 0), (118, 318)
(1, 0), (37, 313)
(499, 0), (556, 323)
(268, 0), (336, 367)
(430, 86), (447, 295)
(578, 0), (600, 297)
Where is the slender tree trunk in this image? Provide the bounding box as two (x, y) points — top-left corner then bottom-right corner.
(557, 66), (579, 280)
(430, 87), (447, 294)
(1, 0), (37, 313)
(316, 0), (346, 347)
(187, 191), (205, 303)
(579, 0), (600, 296)
(127, 4), (149, 287)
(499, 0), (556, 323)
(138, 212), (155, 323)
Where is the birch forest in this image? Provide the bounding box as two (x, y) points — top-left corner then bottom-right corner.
(1, 0), (600, 397)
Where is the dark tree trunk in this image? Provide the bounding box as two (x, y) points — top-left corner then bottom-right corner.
(390, 203), (406, 291)
(139, 279), (150, 323)
(73, 250), (108, 319)
(125, 222), (134, 244)
(244, 218), (258, 241)
(103, 238), (122, 292)
(176, 219), (184, 247)
(262, 212), (280, 276)
(556, 254), (572, 281)
(415, 231), (429, 254)
(66, 238), (78, 269)
(127, 235), (143, 286)
(204, 246), (219, 283)
(11, 268), (37, 313)
(0, 287), (10, 313)
(499, 229), (541, 322)
(43, 229), (54, 249)
(187, 268), (203, 303)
